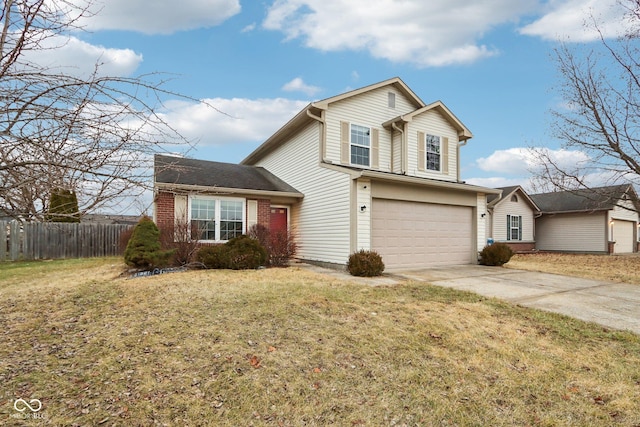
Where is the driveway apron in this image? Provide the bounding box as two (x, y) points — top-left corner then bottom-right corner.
(395, 265), (640, 335)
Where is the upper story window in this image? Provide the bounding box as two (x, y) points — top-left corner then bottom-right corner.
(511, 194), (519, 202)
(350, 124), (371, 166)
(190, 196), (245, 242)
(388, 92), (396, 108)
(426, 134), (441, 171)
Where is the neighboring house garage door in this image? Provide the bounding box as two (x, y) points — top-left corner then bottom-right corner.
(371, 199), (473, 269)
(613, 220), (635, 253)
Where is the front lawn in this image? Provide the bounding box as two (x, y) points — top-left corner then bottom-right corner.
(1, 258), (640, 426)
(508, 252), (640, 284)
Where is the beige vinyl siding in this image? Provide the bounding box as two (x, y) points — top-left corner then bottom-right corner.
(536, 212), (607, 252)
(325, 86), (417, 171)
(255, 121), (352, 265)
(491, 194), (535, 242)
(610, 198), (638, 223)
(356, 179), (371, 251)
(407, 109), (458, 182)
(392, 131), (402, 173)
(477, 193), (487, 250)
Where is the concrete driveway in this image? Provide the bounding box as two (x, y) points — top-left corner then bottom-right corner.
(395, 265), (640, 335)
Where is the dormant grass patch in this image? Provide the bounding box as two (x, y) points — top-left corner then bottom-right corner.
(1, 257), (640, 426)
(508, 253), (640, 284)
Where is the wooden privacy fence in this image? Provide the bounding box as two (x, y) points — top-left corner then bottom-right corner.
(0, 221), (133, 261)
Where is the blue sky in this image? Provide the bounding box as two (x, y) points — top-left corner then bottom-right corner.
(53, 0), (635, 198)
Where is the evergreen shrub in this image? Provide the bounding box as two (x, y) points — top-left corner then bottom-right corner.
(479, 242), (514, 266)
(347, 250), (385, 277)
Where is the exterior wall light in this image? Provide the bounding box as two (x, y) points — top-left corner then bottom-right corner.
(360, 205), (367, 212)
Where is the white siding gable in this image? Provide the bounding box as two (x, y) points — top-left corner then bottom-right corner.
(407, 109), (458, 182)
(324, 86), (418, 172)
(491, 192), (536, 242)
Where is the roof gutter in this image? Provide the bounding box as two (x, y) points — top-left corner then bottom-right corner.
(356, 169), (502, 194)
(155, 182), (304, 200)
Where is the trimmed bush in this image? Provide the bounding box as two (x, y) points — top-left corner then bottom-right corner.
(196, 235), (267, 270)
(479, 242), (514, 266)
(347, 250), (385, 277)
(124, 217), (174, 269)
(196, 245), (228, 269)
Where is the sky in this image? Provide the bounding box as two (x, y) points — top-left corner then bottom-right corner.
(46, 0), (637, 209)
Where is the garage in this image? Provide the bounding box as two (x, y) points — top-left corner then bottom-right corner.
(613, 220), (635, 253)
(371, 198), (474, 269)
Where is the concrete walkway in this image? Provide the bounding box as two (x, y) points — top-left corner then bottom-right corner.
(395, 265), (640, 335)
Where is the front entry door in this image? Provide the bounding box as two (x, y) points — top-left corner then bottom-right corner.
(270, 207), (288, 234)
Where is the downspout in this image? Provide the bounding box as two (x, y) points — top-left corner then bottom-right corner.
(391, 121), (405, 174)
(457, 138), (468, 182)
(306, 108), (326, 163)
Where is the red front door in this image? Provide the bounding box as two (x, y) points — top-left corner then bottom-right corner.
(270, 207), (288, 234)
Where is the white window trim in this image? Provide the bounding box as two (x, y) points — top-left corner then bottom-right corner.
(350, 124), (371, 167)
(507, 214), (522, 241)
(426, 134), (441, 172)
(188, 195), (246, 243)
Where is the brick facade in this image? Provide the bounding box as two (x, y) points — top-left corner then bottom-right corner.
(155, 191), (175, 230)
(257, 199), (271, 229)
(503, 241), (536, 253)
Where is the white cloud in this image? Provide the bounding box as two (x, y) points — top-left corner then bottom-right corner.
(24, 34), (143, 77)
(466, 176), (529, 189)
(519, 0), (632, 41)
(158, 97), (309, 147)
(73, 0), (240, 34)
(475, 147), (591, 175)
(282, 77), (322, 97)
(262, 0), (538, 67)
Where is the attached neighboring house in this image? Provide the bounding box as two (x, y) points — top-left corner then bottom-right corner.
(530, 185), (639, 254)
(154, 77), (500, 269)
(486, 186), (540, 252)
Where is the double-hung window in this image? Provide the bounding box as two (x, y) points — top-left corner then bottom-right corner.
(426, 134), (441, 171)
(506, 214), (522, 241)
(350, 124), (371, 166)
(190, 196), (245, 242)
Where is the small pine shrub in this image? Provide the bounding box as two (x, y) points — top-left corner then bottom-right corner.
(347, 250), (385, 277)
(479, 242), (514, 266)
(124, 217), (174, 269)
(196, 236), (267, 270)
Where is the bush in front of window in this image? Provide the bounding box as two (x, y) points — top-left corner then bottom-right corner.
(479, 242), (514, 266)
(196, 244), (228, 269)
(347, 250), (385, 277)
(196, 235), (267, 270)
(124, 216), (175, 269)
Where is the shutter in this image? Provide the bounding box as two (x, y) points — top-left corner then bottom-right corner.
(247, 200), (258, 229)
(341, 121), (350, 164)
(371, 128), (379, 169)
(417, 131), (425, 171)
(518, 216), (523, 241)
(506, 215), (511, 241)
(442, 137), (449, 174)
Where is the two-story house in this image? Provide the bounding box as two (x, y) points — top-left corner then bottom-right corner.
(154, 77), (499, 270)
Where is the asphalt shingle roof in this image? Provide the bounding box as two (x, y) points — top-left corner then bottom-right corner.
(530, 185), (635, 213)
(154, 155), (301, 194)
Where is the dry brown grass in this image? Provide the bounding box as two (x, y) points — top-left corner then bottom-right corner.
(1, 258), (640, 426)
(508, 253), (640, 284)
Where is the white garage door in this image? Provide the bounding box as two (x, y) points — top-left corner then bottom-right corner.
(371, 199), (473, 269)
(613, 220), (635, 253)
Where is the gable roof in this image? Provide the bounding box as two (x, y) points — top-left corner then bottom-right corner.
(154, 154), (303, 197)
(242, 77), (450, 165)
(530, 185), (638, 214)
(487, 186), (540, 211)
(382, 101), (473, 140)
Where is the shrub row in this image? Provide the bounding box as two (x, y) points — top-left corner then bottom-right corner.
(197, 235), (267, 270)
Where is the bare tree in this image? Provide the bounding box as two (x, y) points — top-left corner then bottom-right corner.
(529, 0), (640, 201)
(0, 0), (197, 220)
